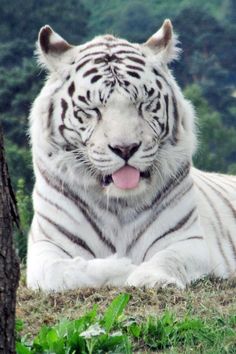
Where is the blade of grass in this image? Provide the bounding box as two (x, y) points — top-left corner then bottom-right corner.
(102, 293), (130, 333)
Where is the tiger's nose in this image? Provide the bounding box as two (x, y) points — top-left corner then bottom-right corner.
(108, 142), (141, 161)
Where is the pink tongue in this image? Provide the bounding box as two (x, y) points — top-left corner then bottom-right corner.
(112, 166), (140, 189)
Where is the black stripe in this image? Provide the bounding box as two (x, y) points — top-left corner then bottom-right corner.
(181, 236), (203, 241)
(142, 144), (155, 152)
(149, 88), (155, 97)
(58, 125), (77, 146)
(222, 179), (236, 189)
(153, 68), (167, 82)
(153, 68), (176, 92)
(91, 75), (102, 83)
(143, 207), (197, 261)
(195, 181), (227, 237)
(182, 215), (198, 232)
(195, 182), (232, 271)
(79, 41), (139, 54)
(61, 99), (68, 121)
(162, 95), (169, 139)
(171, 95), (179, 145)
(115, 50), (143, 56)
(126, 64), (144, 72)
(127, 56), (145, 65)
(79, 51), (107, 62)
(153, 117), (164, 131)
(76, 59), (90, 72)
(78, 95), (89, 105)
(36, 161), (116, 253)
(93, 55), (108, 64)
(156, 79), (162, 89)
(227, 231), (236, 261)
(89, 107), (102, 120)
(152, 100), (161, 113)
(126, 168), (192, 253)
(126, 71), (140, 79)
(197, 174), (236, 262)
(37, 222), (73, 258)
(143, 162), (190, 212)
(204, 179), (228, 193)
(37, 211), (96, 257)
(68, 82), (75, 97)
(199, 174), (236, 219)
(83, 68), (98, 77)
(36, 189), (82, 227)
(147, 121), (159, 135)
(86, 90), (91, 102)
(141, 152), (156, 159)
(153, 68), (179, 145)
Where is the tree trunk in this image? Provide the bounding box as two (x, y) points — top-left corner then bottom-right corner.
(0, 126), (20, 354)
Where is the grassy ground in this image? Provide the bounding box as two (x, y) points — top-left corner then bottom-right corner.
(16, 275), (236, 353)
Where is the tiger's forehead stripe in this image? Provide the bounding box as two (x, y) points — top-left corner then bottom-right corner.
(83, 67), (98, 77)
(75, 51), (145, 73)
(76, 59), (91, 72)
(78, 51), (108, 62)
(78, 40), (141, 54)
(74, 39), (146, 76)
(126, 56), (145, 65)
(126, 65), (144, 72)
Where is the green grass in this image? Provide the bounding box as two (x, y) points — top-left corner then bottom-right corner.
(16, 286), (236, 354)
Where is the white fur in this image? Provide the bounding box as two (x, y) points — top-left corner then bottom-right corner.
(27, 22), (236, 291)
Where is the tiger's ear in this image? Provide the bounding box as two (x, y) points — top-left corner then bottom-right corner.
(144, 19), (180, 64)
(37, 25), (73, 71)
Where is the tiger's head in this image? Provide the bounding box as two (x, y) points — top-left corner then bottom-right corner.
(32, 20), (196, 199)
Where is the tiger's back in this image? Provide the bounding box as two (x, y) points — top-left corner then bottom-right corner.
(193, 169), (236, 277)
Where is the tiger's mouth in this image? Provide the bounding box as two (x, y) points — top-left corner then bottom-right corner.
(101, 166), (151, 189)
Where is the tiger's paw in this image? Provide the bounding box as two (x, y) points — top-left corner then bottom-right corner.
(126, 264), (185, 289)
(86, 255), (137, 286)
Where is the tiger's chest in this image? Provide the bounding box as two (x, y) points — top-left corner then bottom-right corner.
(61, 183), (201, 264)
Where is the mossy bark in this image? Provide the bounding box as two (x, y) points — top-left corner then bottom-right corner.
(0, 126), (20, 354)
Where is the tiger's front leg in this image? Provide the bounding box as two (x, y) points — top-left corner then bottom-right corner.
(126, 238), (210, 288)
(27, 241), (136, 291)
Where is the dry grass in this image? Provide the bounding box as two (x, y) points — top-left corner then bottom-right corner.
(16, 274), (236, 339)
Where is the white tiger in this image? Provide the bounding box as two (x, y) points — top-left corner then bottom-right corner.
(27, 20), (236, 291)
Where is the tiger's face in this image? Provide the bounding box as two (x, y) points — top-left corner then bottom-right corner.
(35, 21), (196, 198)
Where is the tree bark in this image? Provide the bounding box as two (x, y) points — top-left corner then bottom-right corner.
(0, 125), (20, 354)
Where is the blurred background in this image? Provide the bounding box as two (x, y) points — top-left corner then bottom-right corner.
(0, 0), (235, 260)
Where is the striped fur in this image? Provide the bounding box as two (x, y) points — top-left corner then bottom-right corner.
(27, 20), (236, 291)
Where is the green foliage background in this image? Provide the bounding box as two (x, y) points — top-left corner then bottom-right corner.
(0, 0), (235, 259)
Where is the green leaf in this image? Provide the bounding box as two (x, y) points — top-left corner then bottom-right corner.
(46, 328), (59, 343)
(122, 335), (133, 354)
(16, 319), (24, 332)
(129, 323), (141, 338)
(102, 293), (130, 333)
(16, 342), (31, 354)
